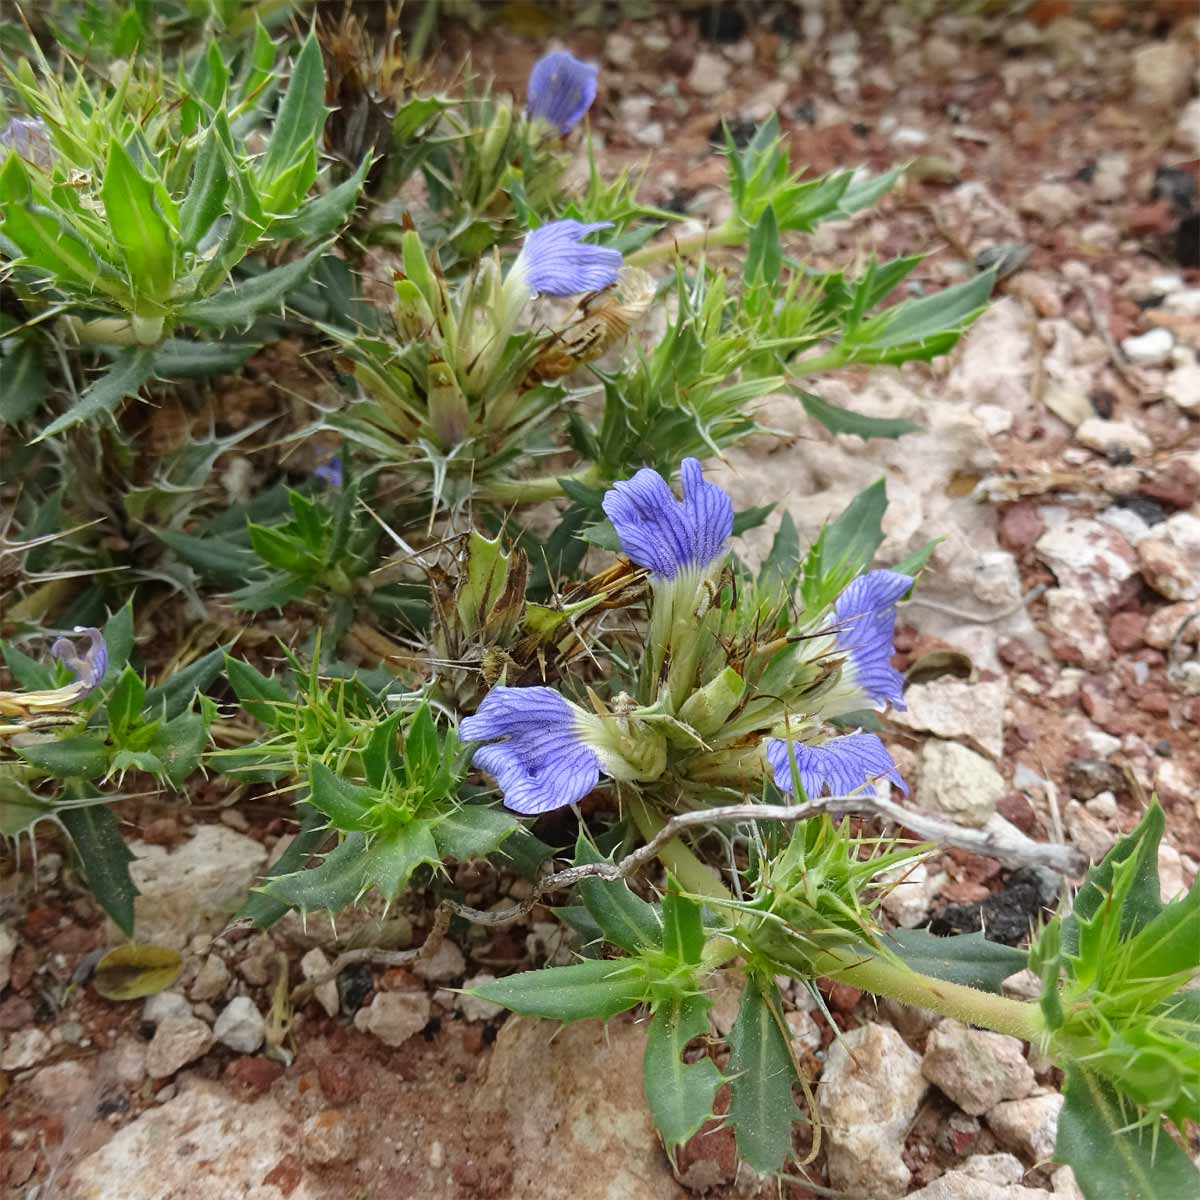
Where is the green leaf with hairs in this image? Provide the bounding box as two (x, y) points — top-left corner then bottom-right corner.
(576, 834), (663, 955)
(35, 348), (155, 442)
(798, 390), (921, 439)
(468, 959), (647, 1022)
(100, 140), (175, 300)
(60, 802), (138, 936)
(1057, 1067), (1200, 1200)
(884, 929), (1028, 994)
(726, 978), (802, 1174)
(643, 994), (722, 1151)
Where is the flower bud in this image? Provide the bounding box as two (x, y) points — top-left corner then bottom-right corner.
(678, 667), (745, 737)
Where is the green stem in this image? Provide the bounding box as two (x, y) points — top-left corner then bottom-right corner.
(480, 462), (601, 505)
(629, 798), (1045, 1043)
(625, 220), (744, 269)
(810, 946), (1043, 1042)
(787, 350), (846, 378)
(625, 793), (727, 899)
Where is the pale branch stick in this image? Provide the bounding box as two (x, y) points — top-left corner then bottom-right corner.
(444, 792), (1084, 929)
(855, 790), (1087, 875)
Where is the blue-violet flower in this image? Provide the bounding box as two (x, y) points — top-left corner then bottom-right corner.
(314, 457), (343, 489)
(602, 458), (733, 581)
(462, 685), (605, 814)
(0, 116), (54, 169)
(832, 569), (911, 710)
(51, 627), (108, 696)
(766, 732), (908, 798)
(511, 220), (622, 297)
(527, 50), (598, 135)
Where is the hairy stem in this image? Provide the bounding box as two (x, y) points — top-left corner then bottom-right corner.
(480, 462), (601, 504)
(625, 220), (743, 268)
(809, 946), (1043, 1042)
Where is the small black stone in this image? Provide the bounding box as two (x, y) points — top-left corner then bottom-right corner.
(710, 117), (758, 150)
(97, 1091), (130, 1119)
(1089, 388), (1117, 418)
(1175, 213), (1199, 269)
(664, 189), (696, 215)
(1074, 161), (1096, 184)
(1116, 494), (1169, 525)
(695, 3), (747, 44)
(337, 963), (374, 1014)
(929, 868), (1054, 947)
(1106, 445), (1134, 467)
(794, 100), (817, 126)
(1155, 739), (1173, 757)
(1152, 165), (1198, 215)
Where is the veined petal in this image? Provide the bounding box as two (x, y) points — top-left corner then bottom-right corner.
(601, 457), (733, 581)
(514, 220), (622, 297)
(314, 457), (342, 488)
(49, 627), (107, 697)
(527, 50), (598, 134)
(833, 569), (911, 710)
(462, 685), (603, 814)
(0, 116), (54, 169)
(766, 732), (908, 798)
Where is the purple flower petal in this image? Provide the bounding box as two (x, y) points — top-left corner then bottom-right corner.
(49, 627), (108, 697)
(0, 116), (54, 169)
(518, 220), (622, 296)
(462, 685), (603, 814)
(766, 732), (908, 798)
(527, 50), (598, 134)
(314, 457), (342, 488)
(833, 569), (911, 710)
(602, 457), (733, 580)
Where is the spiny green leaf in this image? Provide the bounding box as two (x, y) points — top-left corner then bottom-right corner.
(181, 245), (327, 328)
(35, 348), (155, 442)
(643, 994), (722, 1151)
(17, 734), (110, 780)
(468, 959), (647, 1022)
(361, 821), (441, 904)
(259, 31), (327, 185)
(100, 140), (175, 300)
(726, 978), (802, 1174)
(576, 834), (663, 955)
(1057, 1067), (1200, 1200)
(105, 665), (145, 739)
(224, 655), (291, 725)
(1066, 802), (1166, 954)
(308, 761), (376, 831)
(432, 804), (521, 862)
(61, 802), (138, 936)
(153, 711), (208, 789)
(236, 802), (327, 930)
(662, 885), (705, 967)
(262, 831), (369, 913)
(267, 156), (370, 241)
(883, 929), (1028, 994)
(142, 647), (226, 721)
(798, 390), (921, 440)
